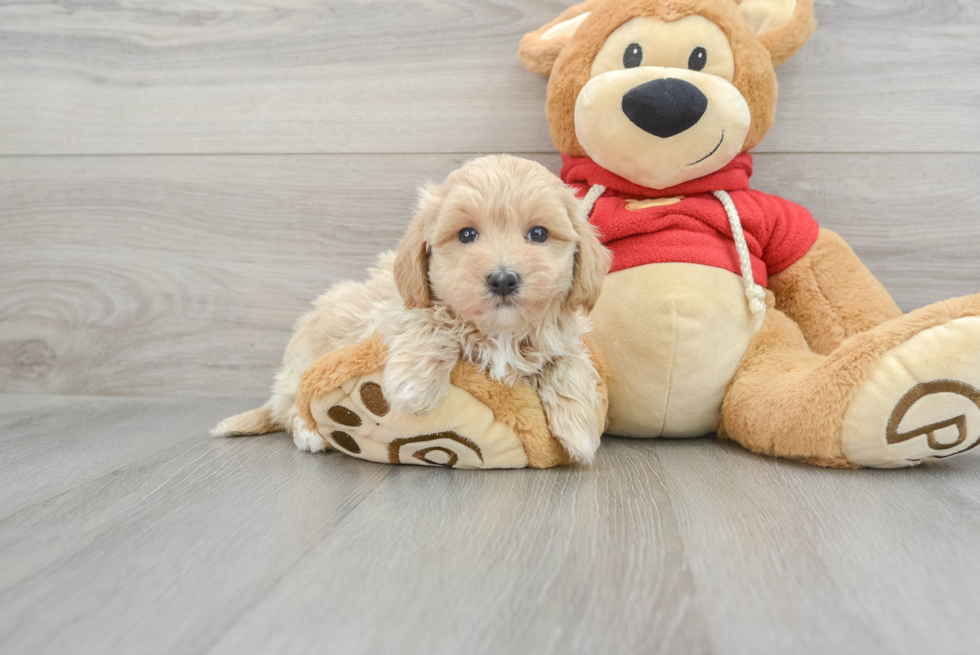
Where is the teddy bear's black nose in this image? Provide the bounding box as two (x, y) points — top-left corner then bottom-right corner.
(622, 78), (708, 139)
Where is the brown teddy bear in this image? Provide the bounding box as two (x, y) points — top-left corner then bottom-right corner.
(519, 0), (980, 467)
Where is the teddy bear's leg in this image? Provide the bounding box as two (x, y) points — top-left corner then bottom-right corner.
(721, 293), (980, 468)
(768, 229), (903, 355)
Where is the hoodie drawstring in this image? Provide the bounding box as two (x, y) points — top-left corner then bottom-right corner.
(580, 184), (607, 219)
(580, 184), (767, 317)
(712, 190), (767, 315)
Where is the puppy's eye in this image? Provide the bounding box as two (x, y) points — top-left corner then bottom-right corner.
(528, 226), (549, 243)
(688, 46), (707, 72)
(458, 227), (478, 244)
(623, 43), (643, 69)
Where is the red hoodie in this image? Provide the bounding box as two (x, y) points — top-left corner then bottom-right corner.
(561, 153), (819, 287)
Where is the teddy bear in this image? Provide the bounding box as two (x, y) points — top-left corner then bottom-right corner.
(517, 0), (980, 468)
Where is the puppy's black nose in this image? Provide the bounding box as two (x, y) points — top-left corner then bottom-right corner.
(487, 270), (521, 297)
(622, 78), (708, 138)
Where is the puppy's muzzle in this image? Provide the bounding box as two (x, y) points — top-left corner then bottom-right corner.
(487, 269), (521, 297)
(622, 78), (708, 139)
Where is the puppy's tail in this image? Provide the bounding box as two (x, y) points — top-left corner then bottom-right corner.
(211, 404), (282, 437)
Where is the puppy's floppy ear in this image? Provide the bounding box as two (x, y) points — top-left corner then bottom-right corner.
(518, 1), (599, 76)
(565, 201), (612, 313)
(394, 184), (442, 309)
(738, 0), (817, 66)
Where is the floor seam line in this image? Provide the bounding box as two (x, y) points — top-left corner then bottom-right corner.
(198, 464), (396, 655)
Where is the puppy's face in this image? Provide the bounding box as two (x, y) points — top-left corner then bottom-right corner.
(394, 155), (610, 333)
(429, 179), (577, 331)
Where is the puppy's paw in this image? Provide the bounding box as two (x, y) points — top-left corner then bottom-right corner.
(381, 371), (449, 416)
(547, 402), (601, 465)
(554, 430), (601, 465)
(291, 417), (331, 453)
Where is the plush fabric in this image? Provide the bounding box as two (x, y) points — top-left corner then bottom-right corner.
(295, 336), (609, 469)
(519, 0), (980, 468)
(590, 263), (765, 436)
(747, 0), (817, 66)
(768, 229), (903, 355)
(538, 0), (779, 157)
(562, 153), (819, 284)
(518, 0), (604, 76)
(575, 14), (752, 188)
(720, 294), (980, 468)
(842, 318), (980, 467)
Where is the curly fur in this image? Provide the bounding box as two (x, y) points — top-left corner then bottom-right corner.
(215, 155), (612, 463)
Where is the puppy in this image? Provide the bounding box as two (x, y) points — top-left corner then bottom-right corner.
(214, 154), (612, 463)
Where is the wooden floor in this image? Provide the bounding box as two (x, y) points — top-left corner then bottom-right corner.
(3, 1), (980, 653)
(1, 395), (979, 655)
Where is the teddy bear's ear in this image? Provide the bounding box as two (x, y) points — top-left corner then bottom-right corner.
(518, 1), (599, 76)
(738, 0), (817, 66)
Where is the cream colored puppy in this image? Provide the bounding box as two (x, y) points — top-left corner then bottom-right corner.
(214, 155), (611, 463)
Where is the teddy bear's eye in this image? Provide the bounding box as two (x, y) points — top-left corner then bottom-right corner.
(688, 46), (707, 72)
(623, 43), (643, 69)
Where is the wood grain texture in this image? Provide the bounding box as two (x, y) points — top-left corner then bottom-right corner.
(0, 394), (259, 519)
(0, 153), (487, 397)
(0, 399), (706, 655)
(3, 152), (979, 398)
(656, 438), (980, 655)
(0, 0), (978, 155)
(2, 2), (979, 653)
(0, 396), (393, 655)
(751, 153), (980, 311)
(2, 397), (979, 655)
(209, 438), (709, 655)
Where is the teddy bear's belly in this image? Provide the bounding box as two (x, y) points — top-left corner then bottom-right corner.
(590, 262), (766, 438)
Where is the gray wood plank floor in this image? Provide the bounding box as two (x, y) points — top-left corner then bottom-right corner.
(3, 1), (980, 653)
(1, 396), (977, 655)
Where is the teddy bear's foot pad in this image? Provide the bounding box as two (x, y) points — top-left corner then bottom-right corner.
(843, 317), (980, 467)
(308, 370), (531, 469)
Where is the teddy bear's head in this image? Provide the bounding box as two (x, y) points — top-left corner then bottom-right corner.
(519, 0), (816, 190)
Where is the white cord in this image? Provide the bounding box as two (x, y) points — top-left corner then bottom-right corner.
(581, 184), (606, 218)
(583, 184), (765, 315)
(713, 190), (767, 315)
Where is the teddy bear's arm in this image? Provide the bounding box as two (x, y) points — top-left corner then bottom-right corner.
(768, 229), (902, 355)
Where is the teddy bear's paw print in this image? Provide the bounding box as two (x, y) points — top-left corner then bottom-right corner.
(313, 379), (485, 468)
(842, 316), (980, 468)
(328, 429), (361, 455)
(358, 382), (390, 417)
(885, 381), (980, 460)
(388, 432), (484, 468)
(318, 382), (390, 457)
